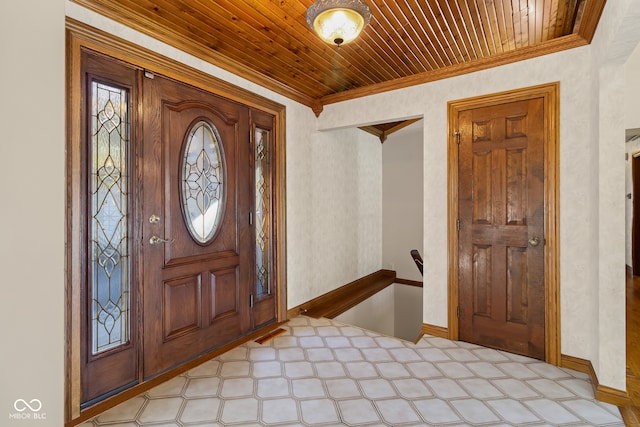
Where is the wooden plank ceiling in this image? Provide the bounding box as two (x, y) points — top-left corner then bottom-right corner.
(71, 0), (605, 114)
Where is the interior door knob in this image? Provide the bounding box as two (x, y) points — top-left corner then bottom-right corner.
(528, 237), (540, 247)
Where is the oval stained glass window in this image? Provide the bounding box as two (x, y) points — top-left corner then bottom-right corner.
(181, 120), (224, 244)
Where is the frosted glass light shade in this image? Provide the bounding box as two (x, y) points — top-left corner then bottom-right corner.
(306, 0), (372, 46)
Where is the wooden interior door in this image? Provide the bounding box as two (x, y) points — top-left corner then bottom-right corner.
(141, 73), (252, 378)
(458, 98), (545, 359)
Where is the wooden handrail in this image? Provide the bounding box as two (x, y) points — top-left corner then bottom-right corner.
(289, 270), (396, 319)
(410, 249), (423, 276)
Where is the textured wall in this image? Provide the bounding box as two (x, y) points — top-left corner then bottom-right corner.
(393, 284), (423, 341)
(382, 121), (424, 282)
(288, 127), (383, 307)
(334, 286), (395, 337)
(2, 1), (66, 424)
(334, 284), (423, 342)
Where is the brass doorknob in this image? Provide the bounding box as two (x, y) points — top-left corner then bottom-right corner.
(528, 237), (540, 247)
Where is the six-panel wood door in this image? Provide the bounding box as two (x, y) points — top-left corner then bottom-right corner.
(141, 74), (252, 378)
(457, 98), (546, 359)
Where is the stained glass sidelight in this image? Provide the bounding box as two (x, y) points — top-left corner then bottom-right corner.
(255, 128), (271, 297)
(90, 81), (130, 355)
(182, 121), (224, 244)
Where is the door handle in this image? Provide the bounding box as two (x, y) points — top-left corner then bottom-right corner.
(528, 237), (540, 247)
(149, 235), (174, 245)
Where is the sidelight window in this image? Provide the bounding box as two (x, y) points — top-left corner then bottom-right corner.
(90, 81), (130, 354)
(255, 128), (271, 297)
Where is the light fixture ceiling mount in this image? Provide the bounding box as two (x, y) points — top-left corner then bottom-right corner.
(306, 0), (372, 46)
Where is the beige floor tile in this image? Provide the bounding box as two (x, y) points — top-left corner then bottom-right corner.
(184, 377), (221, 398)
(220, 378), (254, 398)
(325, 378), (360, 398)
(524, 398), (581, 424)
(392, 378), (432, 398)
(337, 398), (380, 424)
(93, 396), (146, 424)
(492, 378), (540, 399)
(450, 398), (501, 424)
(358, 378), (396, 399)
(413, 398), (461, 424)
(314, 361), (346, 378)
(219, 361), (250, 377)
(277, 347), (305, 361)
(527, 378), (576, 398)
(187, 360), (220, 377)
(375, 361), (411, 378)
(137, 397), (183, 424)
(256, 377), (289, 398)
(375, 398), (421, 424)
(179, 397), (220, 423)
(284, 361), (314, 378)
(261, 398), (299, 424)
(425, 378), (469, 399)
(299, 399), (339, 424)
(219, 398), (258, 424)
(562, 399), (626, 425)
(458, 377), (503, 399)
(146, 376), (187, 398)
(291, 378), (325, 398)
(487, 399), (541, 424)
(251, 360), (282, 378)
(344, 361), (378, 378)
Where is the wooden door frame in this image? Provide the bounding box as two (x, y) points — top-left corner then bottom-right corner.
(65, 19), (287, 423)
(447, 82), (560, 365)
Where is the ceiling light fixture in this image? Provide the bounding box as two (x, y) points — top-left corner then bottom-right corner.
(306, 0), (372, 47)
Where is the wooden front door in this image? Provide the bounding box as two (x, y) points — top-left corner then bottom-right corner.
(71, 39), (285, 414)
(141, 74), (252, 378)
(457, 98), (545, 359)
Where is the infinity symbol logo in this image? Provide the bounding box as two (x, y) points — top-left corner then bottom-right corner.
(14, 399), (42, 412)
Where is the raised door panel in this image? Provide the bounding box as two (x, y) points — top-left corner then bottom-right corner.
(163, 274), (202, 340)
(210, 267), (240, 321)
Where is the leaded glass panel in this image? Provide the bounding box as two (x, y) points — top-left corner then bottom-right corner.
(255, 128), (271, 297)
(181, 121), (224, 244)
(90, 81), (130, 355)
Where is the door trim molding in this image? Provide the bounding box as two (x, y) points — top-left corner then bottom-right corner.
(65, 18), (287, 423)
(447, 82), (560, 365)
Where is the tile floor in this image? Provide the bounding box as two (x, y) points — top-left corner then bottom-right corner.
(79, 316), (625, 426)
